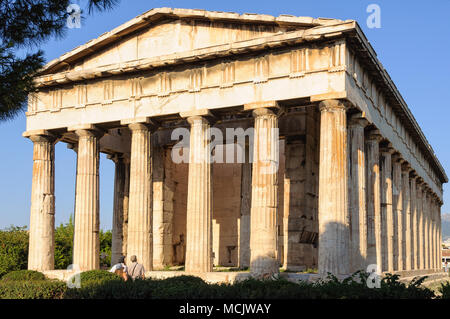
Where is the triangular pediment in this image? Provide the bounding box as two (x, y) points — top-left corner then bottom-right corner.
(39, 7), (344, 75)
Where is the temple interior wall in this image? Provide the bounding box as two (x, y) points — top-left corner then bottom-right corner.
(160, 110), (319, 269)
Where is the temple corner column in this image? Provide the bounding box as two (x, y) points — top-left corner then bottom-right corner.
(317, 99), (350, 277)
(25, 131), (57, 271)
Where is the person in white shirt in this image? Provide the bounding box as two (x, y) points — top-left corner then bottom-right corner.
(109, 256), (128, 280)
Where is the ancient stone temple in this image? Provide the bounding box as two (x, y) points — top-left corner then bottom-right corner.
(24, 8), (446, 279)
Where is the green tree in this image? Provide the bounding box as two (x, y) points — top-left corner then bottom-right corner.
(54, 215), (74, 269)
(0, 0), (120, 121)
(100, 229), (112, 267)
(0, 226), (29, 278)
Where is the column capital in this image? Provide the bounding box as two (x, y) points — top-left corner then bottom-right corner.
(348, 113), (369, 128)
(380, 142), (395, 155)
(68, 124), (105, 138)
(392, 153), (405, 164)
(23, 130), (57, 143)
(251, 107), (279, 118)
(67, 142), (78, 153)
(401, 162), (412, 173)
(366, 129), (383, 142)
(107, 153), (126, 164)
(318, 99), (348, 113)
(121, 117), (159, 132)
(186, 115), (211, 126)
(127, 122), (157, 132)
(244, 100), (279, 112)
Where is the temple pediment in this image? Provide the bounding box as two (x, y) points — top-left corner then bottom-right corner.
(39, 7), (344, 75)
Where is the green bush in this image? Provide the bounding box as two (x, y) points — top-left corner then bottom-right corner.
(439, 281), (450, 298)
(0, 271), (437, 299)
(0, 226), (29, 278)
(54, 217), (74, 269)
(63, 272), (436, 300)
(1, 270), (45, 282)
(0, 280), (66, 299)
(78, 270), (120, 282)
(54, 216), (112, 269)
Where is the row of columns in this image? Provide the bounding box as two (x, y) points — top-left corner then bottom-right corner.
(27, 98), (443, 277)
(318, 99), (442, 276)
(27, 104), (282, 276)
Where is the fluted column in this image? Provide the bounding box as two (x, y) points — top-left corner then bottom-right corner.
(110, 154), (126, 265)
(73, 128), (103, 270)
(185, 116), (213, 273)
(121, 159), (130, 263)
(249, 107), (279, 277)
(27, 133), (56, 271)
(402, 164), (412, 270)
(127, 123), (153, 271)
(392, 155), (403, 270)
(239, 142), (251, 269)
(366, 131), (382, 270)
(430, 196), (435, 269)
(348, 115), (368, 272)
(438, 201), (442, 270)
(318, 100), (349, 277)
(410, 174), (418, 270)
(380, 145), (394, 272)
(424, 189), (430, 269)
(417, 181), (425, 269)
(152, 140), (174, 269)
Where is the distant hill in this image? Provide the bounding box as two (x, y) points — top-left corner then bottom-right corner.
(442, 213), (450, 241)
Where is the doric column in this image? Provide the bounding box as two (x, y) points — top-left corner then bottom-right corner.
(73, 127), (103, 270)
(402, 163), (412, 271)
(347, 114), (368, 272)
(248, 105), (280, 277)
(185, 115), (213, 273)
(438, 200), (442, 270)
(317, 100), (349, 276)
(26, 132), (56, 271)
(430, 196), (435, 269)
(126, 122), (154, 271)
(417, 181), (425, 269)
(152, 139), (174, 269)
(423, 189), (430, 269)
(380, 144), (395, 272)
(238, 142), (251, 269)
(283, 136), (313, 271)
(366, 130), (382, 270)
(110, 154), (127, 265)
(392, 154), (403, 271)
(410, 174), (418, 270)
(121, 158), (130, 263)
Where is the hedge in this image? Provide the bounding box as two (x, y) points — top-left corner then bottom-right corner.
(1, 270), (46, 282)
(0, 280), (66, 299)
(63, 272), (436, 299)
(0, 270), (442, 299)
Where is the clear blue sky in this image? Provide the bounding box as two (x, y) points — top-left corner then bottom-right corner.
(1, 0), (449, 230)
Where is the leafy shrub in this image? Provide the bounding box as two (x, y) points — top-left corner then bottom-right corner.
(0, 280), (66, 299)
(0, 271), (436, 299)
(438, 281), (450, 298)
(54, 217), (74, 269)
(1, 270), (45, 282)
(0, 226), (29, 278)
(63, 272), (435, 299)
(54, 216), (112, 269)
(78, 270), (120, 282)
